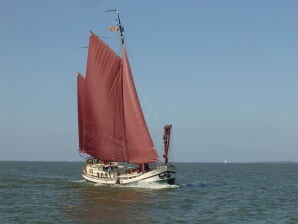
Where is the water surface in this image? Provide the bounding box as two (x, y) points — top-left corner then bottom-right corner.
(1, 162), (298, 223)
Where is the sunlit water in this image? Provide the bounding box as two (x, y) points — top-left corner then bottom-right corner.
(1, 161), (298, 223)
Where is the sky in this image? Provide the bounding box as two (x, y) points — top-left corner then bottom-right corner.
(0, 0), (297, 162)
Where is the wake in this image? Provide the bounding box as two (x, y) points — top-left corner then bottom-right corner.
(69, 179), (179, 189)
(117, 182), (179, 189)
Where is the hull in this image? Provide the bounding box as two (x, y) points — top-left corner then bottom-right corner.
(82, 163), (175, 186)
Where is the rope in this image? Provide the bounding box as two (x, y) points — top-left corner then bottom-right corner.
(131, 69), (164, 126)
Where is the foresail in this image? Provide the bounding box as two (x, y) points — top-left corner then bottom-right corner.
(122, 47), (159, 163)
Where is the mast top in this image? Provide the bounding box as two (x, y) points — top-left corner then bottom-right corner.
(116, 11), (125, 46)
(106, 9), (125, 46)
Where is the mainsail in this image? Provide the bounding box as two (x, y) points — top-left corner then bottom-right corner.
(77, 32), (158, 163)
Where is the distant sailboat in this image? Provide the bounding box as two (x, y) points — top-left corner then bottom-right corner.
(76, 11), (175, 185)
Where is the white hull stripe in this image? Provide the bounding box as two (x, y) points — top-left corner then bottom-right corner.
(83, 171), (176, 185)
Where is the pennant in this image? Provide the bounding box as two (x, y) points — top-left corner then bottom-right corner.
(109, 26), (118, 32)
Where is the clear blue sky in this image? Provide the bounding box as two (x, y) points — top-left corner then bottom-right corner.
(0, 0), (297, 162)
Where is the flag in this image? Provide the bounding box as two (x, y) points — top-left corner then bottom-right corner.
(109, 26), (118, 32)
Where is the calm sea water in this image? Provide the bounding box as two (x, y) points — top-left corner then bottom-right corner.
(1, 162), (298, 223)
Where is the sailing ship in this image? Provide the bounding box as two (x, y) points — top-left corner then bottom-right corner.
(77, 11), (175, 185)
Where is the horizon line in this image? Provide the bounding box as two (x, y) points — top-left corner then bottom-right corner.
(0, 160), (297, 163)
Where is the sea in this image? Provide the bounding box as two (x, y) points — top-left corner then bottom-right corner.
(0, 162), (298, 224)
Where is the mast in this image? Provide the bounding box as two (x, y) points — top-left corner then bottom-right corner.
(116, 10), (125, 46)
(163, 124), (172, 165)
(106, 9), (125, 46)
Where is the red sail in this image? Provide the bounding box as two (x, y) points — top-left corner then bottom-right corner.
(77, 32), (158, 163)
(83, 33), (127, 161)
(122, 47), (158, 163)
